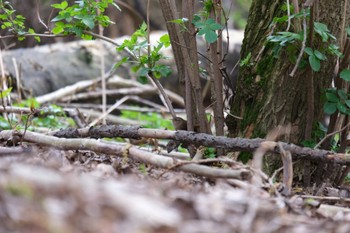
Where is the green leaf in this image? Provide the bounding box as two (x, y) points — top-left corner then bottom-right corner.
(304, 47), (313, 56)
(81, 34), (93, 40)
(309, 54), (320, 72)
(326, 92), (339, 102)
(0, 87), (12, 98)
(204, 30), (218, 43)
(340, 69), (350, 81)
(170, 18), (189, 25)
(324, 102), (337, 114)
(159, 34), (170, 47)
(337, 102), (347, 114)
(113, 57), (129, 69)
(51, 1), (68, 10)
(51, 15), (66, 22)
(328, 44), (343, 57)
(338, 89), (348, 100)
(82, 16), (95, 29)
(209, 23), (223, 30)
(137, 75), (148, 84)
(345, 100), (350, 108)
(314, 50), (326, 61)
(52, 26), (64, 34)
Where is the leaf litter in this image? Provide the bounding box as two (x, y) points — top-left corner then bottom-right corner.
(0, 144), (349, 233)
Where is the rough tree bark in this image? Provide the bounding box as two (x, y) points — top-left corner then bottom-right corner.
(226, 0), (350, 185)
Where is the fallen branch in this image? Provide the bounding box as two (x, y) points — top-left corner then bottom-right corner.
(0, 130), (251, 180)
(53, 125), (350, 165)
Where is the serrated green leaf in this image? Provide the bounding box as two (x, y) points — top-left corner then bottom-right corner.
(309, 54), (320, 72)
(324, 102), (337, 114)
(340, 69), (350, 81)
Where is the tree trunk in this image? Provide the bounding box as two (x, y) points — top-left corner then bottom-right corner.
(227, 0), (350, 183)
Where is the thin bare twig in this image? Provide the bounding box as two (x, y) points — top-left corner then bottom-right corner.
(314, 121), (350, 149)
(289, 9), (307, 77)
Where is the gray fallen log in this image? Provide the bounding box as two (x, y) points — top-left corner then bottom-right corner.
(2, 39), (128, 96)
(2, 30), (243, 100)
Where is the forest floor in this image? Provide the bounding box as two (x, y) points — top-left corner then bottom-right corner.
(1, 141), (350, 233)
(1, 37), (350, 233)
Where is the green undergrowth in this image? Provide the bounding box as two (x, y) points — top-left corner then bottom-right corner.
(120, 110), (174, 129)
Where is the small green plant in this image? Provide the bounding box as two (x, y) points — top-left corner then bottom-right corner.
(116, 23), (172, 83)
(192, 15), (223, 43)
(204, 147), (216, 159)
(324, 88), (350, 115)
(0, 0), (39, 41)
(267, 9), (342, 72)
(51, 0), (119, 39)
(138, 163), (148, 175)
(240, 52), (252, 67)
(120, 110), (173, 129)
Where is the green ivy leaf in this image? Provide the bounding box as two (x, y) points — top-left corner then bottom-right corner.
(324, 102), (337, 114)
(340, 69), (350, 81)
(309, 54), (320, 71)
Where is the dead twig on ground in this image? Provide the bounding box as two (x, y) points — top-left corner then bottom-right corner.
(52, 125), (350, 165)
(0, 129), (251, 180)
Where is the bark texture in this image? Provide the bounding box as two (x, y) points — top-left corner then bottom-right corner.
(227, 0), (350, 178)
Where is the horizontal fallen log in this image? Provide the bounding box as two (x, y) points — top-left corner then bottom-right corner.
(53, 125), (350, 165)
(0, 130), (251, 180)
